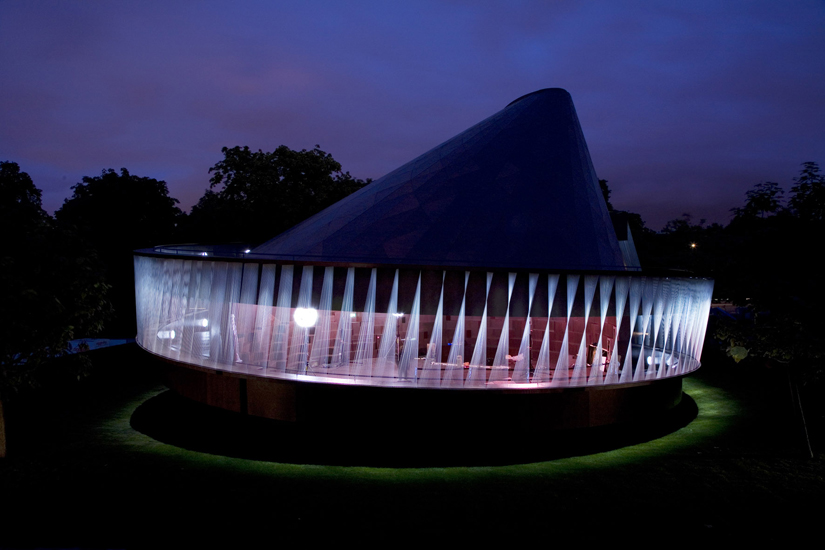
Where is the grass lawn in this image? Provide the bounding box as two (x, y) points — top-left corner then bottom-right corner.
(1, 344), (822, 546)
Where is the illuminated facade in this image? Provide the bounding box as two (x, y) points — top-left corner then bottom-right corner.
(135, 89), (712, 426)
(135, 259), (711, 389)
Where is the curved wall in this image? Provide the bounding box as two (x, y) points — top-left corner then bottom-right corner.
(157, 357), (686, 430)
(135, 252), (713, 391)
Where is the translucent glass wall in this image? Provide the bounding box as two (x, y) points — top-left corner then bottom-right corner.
(135, 255), (713, 389)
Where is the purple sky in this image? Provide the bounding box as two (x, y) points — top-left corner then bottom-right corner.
(2, 1), (824, 230)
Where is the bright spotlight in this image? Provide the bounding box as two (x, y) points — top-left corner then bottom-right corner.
(294, 307), (318, 328)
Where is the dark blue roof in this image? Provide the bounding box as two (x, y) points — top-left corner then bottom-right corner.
(254, 88), (627, 271)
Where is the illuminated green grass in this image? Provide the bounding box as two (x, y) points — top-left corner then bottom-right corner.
(1, 346), (821, 545)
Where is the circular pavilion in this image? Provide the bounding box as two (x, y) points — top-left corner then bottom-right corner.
(134, 89), (713, 431)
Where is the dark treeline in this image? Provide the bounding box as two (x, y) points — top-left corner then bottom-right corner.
(607, 166), (823, 387)
(0, 162), (111, 394)
(1, 150), (822, 396)
(0, 145), (369, 396)
(621, 162), (824, 384)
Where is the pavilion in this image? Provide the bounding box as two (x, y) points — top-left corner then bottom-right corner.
(134, 89), (713, 430)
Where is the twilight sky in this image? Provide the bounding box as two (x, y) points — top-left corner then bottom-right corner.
(2, 0), (824, 230)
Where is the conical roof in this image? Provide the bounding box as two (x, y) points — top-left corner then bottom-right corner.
(254, 88), (626, 271)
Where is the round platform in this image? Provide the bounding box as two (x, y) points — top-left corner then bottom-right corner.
(153, 351), (686, 433)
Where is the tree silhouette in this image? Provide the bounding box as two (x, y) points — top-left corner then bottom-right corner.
(1, 162), (111, 397)
(185, 145), (369, 244)
(56, 168), (183, 335)
(715, 162), (824, 379)
(598, 179), (614, 211)
(56, 168), (183, 250)
(731, 181), (784, 219)
(789, 161), (824, 221)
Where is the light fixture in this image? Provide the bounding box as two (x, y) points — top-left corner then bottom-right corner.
(293, 307), (318, 328)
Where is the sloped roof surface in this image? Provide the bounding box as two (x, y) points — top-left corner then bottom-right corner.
(254, 88), (626, 271)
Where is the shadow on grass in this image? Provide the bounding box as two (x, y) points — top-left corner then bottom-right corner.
(131, 389), (698, 467)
